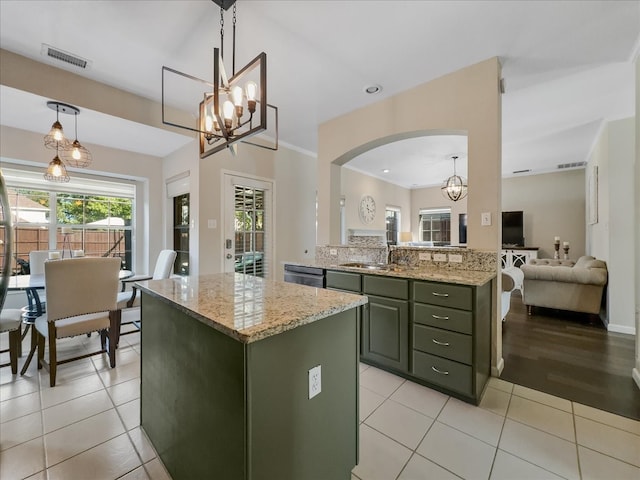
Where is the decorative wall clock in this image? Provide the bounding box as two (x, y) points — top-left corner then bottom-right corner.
(359, 195), (376, 224)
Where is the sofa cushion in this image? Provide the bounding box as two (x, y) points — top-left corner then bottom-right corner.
(521, 255), (607, 286)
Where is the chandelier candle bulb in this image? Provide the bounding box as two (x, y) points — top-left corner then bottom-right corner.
(563, 241), (569, 247)
(554, 236), (560, 242)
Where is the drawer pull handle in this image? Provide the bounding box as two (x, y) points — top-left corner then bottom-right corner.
(432, 292), (449, 297)
(432, 339), (450, 347)
(432, 314), (449, 320)
(431, 366), (449, 375)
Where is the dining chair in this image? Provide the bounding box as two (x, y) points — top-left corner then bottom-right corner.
(35, 257), (122, 387)
(0, 309), (22, 374)
(117, 250), (176, 334)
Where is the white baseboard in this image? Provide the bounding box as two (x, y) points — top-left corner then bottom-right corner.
(633, 368), (640, 390)
(491, 357), (504, 377)
(607, 324), (636, 335)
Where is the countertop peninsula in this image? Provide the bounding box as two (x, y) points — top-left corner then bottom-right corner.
(285, 261), (496, 286)
(136, 272), (367, 343)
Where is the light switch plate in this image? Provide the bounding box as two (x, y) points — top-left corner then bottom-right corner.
(481, 212), (492, 226)
(309, 365), (321, 399)
(433, 253), (447, 262)
(418, 252), (431, 261)
(207, 219), (217, 229)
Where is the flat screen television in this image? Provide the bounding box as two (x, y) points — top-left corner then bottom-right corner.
(502, 211), (524, 247)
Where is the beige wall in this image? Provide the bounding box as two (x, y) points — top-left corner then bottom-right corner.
(318, 57), (503, 373)
(503, 170), (586, 259)
(317, 57), (502, 252)
(341, 168), (411, 236)
(635, 54), (640, 388)
(0, 125), (164, 274)
(587, 117), (636, 334)
(194, 143), (317, 280)
(410, 186), (467, 246)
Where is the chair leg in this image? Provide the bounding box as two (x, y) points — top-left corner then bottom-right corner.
(8, 329), (20, 374)
(100, 329), (107, 351)
(47, 323), (57, 387)
(108, 310), (120, 368)
(36, 330), (44, 370)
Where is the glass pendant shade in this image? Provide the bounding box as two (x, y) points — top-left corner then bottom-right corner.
(44, 155), (70, 183)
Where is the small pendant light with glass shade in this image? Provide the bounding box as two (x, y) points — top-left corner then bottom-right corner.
(441, 155), (468, 202)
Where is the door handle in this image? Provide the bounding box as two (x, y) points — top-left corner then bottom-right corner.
(431, 314), (449, 320)
(226, 254), (233, 259)
(432, 339), (450, 347)
(432, 292), (449, 297)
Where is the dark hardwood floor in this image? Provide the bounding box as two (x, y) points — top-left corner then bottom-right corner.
(500, 291), (640, 420)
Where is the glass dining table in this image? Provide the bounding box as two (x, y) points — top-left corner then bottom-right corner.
(8, 269), (133, 374)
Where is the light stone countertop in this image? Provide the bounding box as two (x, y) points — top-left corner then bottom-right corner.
(136, 273), (367, 344)
(329, 264), (495, 286)
(287, 261), (496, 287)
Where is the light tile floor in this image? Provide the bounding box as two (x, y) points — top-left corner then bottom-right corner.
(1, 324), (639, 480)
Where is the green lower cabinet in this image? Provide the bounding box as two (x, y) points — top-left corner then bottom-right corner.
(140, 293), (359, 480)
(362, 295), (409, 372)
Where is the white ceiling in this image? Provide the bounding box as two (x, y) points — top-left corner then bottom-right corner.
(0, 1), (638, 188)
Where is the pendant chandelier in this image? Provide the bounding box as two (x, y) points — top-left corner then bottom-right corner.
(161, 0), (278, 158)
(441, 156), (468, 202)
(43, 101), (92, 182)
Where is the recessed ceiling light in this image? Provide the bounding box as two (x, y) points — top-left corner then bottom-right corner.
(382, 169), (390, 173)
(364, 84), (382, 94)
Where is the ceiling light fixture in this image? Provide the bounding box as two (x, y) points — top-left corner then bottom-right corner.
(161, 0), (278, 158)
(44, 141), (70, 183)
(441, 156), (468, 202)
(364, 84), (382, 94)
(43, 101), (91, 182)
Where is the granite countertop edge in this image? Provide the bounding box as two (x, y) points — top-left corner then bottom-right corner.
(137, 279), (368, 344)
(285, 261), (496, 286)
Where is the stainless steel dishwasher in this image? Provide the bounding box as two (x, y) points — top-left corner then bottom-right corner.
(284, 264), (326, 288)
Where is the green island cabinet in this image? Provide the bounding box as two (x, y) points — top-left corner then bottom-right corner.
(326, 270), (492, 404)
(138, 274), (365, 480)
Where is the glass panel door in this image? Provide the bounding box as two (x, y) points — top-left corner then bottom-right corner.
(223, 174), (273, 278)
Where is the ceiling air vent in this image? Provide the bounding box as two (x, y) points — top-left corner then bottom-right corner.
(41, 44), (91, 69)
(557, 161), (586, 169)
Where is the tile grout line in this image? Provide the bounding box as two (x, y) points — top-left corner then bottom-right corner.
(486, 385), (513, 479)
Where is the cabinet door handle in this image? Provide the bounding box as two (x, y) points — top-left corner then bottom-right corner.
(432, 314), (449, 320)
(431, 366), (449, 375)
(432, 339), (450, 347)
(432, 292), (449, 297)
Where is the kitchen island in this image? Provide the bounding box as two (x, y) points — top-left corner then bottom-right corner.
(137, 273), (367, 480)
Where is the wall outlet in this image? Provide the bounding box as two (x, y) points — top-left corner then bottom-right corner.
(449, 254), (463, 263)
(418, 252), (431, 261)
(207, 219), (217, 229)
(433, 253), (447, 262)
(309, 365), (321, 399)
(329, 248), (338, 256)
(481, 212), (492, 226)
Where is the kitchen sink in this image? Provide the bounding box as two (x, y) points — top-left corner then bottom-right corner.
(339, 262), (390, 270)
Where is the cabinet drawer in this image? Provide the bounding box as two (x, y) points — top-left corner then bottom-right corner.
(413, 281), (472, 310)
(413, 324), (472, 365)
(363, 275), (409, 300)
(413, 303), (472, 335)
(412, 351), (472, 396)
(326, 271), (361, 293)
